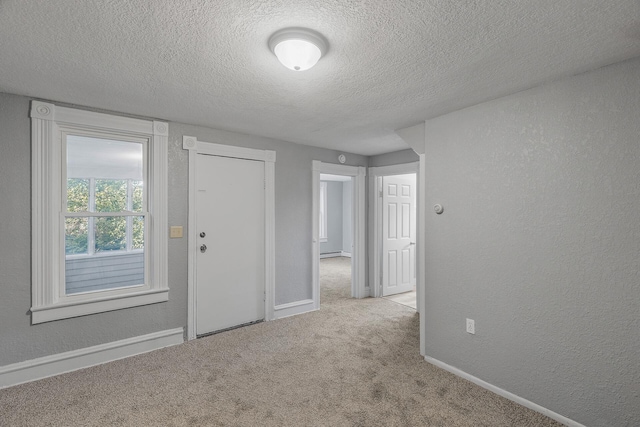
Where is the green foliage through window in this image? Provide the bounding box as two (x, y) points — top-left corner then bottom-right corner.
(65, 179), (144, 256)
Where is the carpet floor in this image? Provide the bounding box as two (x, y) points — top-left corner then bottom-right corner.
(0, 257), (561, 426)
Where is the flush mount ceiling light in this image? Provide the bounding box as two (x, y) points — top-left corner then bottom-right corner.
(268, 28), (328, 71)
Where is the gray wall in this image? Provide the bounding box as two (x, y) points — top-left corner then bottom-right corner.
(319, 180), (354, 255)
(0, 93), (185, 367)
(423, 58), (640, 427)
(369, 148), (418, 167)
(319, 181), (344, 254)
(0, 92), (368, 366)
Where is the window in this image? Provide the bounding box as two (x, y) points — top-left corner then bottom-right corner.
(31, 101), (168, 323)
(319, 181), (328, 242)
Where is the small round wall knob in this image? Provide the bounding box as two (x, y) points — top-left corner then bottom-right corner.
(338, 154), (346, 164)
(434, 204), (444, 214)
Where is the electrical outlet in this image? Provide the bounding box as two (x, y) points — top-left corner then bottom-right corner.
(466, 318), (475, 335)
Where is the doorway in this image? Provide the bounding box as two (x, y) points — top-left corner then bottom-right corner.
(370, 163), (419, 311)
(183, 136), (276, 340)
(311, 161), (366, 310)
(195, 154), (265, 336)
(319, 174), (354, 304)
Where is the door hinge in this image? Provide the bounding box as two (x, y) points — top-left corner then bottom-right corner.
(379, 190), (383, 198)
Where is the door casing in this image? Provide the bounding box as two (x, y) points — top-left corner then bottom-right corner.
(183, 136), (276, 340)
(369, 162), (420, 299)
(312, 161), (367, 308)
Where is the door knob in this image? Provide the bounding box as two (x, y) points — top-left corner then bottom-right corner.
(200, 244), (207, 253)
(200, 232), (206, 238)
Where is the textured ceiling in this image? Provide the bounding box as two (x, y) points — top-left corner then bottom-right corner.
(1, 1), (639, 155)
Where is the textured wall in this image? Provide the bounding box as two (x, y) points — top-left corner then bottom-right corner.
(0, 92), (367, 365)
(0, 93), (185, 366)
(423, 58), (640, 427)
(369, 149), (419, 167)
(320, 181), (344, 254)
(166, 124), (368, 306)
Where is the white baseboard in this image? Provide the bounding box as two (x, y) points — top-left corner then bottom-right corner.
(320, 252), (340, 258)
(320, 252), (351, 259)
(274, 299), (316, 319)
(0, 328), (184, 390)
(423, 356), (584, 427)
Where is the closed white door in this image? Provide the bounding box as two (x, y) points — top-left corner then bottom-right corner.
(196, 154), (265, 335)
(382, 174), (416, 296)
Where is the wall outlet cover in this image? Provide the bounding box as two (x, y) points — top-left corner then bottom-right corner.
(466, 318), (475, 334)
(170, 226), (183, 238)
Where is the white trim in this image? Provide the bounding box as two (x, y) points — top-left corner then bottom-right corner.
(319, 252), (340, 259)
(312, 161), (366, 310)
(417, 154), (427, 356)
(319, 181), (328, 241)
(31, 289), (168, 324)
(0, 328), (184, 390)
(320, 252), (349, 259)
(423, 356), (585, 427)
(369, 160), (425, 357)
(273, 299), (316, 319)
(368, 162), (419, 299)
(30, 101), (169, 324)
(183, 136), (276, 340)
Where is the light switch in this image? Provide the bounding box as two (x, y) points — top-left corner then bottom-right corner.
(170, 226), (183, 238)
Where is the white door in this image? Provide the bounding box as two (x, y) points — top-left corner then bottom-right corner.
(196, 154), (265, 335)
(382, 174), (416, 296)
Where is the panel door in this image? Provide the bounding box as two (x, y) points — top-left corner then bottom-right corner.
(382, 174), (416, 296)
(196, 154), (265, 335)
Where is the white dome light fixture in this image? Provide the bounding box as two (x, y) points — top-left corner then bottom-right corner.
(268, 28), (328, 71)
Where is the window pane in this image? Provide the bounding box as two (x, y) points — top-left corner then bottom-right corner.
(67, 179), (89, 212)
(65, 217), (88, 255)
(95, 179), (127, 212)
(132, 216), (144, 249)
(66, 134), (143, 199)
(65, 250), (145, 295)
(132, 180), (143, 212)
(95, 216), (126, 252)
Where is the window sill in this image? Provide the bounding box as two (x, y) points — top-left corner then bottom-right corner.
(31, 288), (169, 324)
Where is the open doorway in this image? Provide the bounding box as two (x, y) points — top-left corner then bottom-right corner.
(319, 174), (353, 304)
(379, 173), (417, 310)
(370, 163), (420, 312)
(311, 161), (366, 311)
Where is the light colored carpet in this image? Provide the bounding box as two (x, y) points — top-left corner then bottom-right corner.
(0, 257), (561, 426)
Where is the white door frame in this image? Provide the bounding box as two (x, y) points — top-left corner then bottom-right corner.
(183, 136), (276, 340)
(369, 162), (420, 297)
(370, 160), (426, 356)
(312, 161), (367, 308)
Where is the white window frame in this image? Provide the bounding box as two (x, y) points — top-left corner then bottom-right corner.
(319, 181), (328, 242)
(30, 101), (169, 324)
